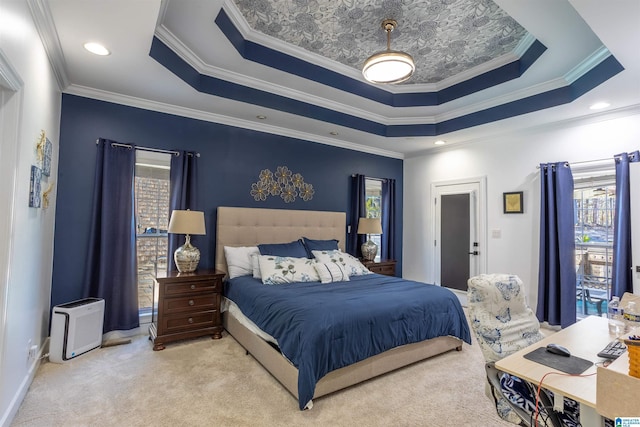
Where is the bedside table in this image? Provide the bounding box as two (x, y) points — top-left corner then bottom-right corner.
(149, 269), (225, 351)
(361, 259), (396, 276)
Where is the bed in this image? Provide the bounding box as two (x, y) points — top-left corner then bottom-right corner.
(216, 206), (471, 410)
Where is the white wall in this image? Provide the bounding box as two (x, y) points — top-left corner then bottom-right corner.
(404, 109), (640, 308)
(0, 1), (61, 425)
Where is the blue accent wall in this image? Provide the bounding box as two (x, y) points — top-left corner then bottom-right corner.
(51, 94), (403, 308)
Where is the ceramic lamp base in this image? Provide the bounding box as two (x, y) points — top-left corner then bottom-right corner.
(174, 235), (200, 273)
(361, 239), (378, 262)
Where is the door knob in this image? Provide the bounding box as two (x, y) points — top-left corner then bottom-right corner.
(468, 251), (479, 255)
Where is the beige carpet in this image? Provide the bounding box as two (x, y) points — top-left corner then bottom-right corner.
(12, 326), (514, 427)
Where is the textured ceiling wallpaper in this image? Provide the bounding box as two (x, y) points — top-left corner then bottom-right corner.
(233, 0), (528, 84)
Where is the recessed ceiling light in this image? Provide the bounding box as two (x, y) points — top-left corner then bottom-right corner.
(83, 42), (110, 56)
(256, 115), (267, 120)
(589, 102), (610, 110)
(434, 140), (446, 145)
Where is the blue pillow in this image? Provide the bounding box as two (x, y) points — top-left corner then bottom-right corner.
(258, 239), (308, 258)
(303, 237), (339, 258)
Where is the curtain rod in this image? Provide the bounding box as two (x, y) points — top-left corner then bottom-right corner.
(536, 157), (614, 169)
(351, 174), (387, 182)
(95, 139), (200, 157)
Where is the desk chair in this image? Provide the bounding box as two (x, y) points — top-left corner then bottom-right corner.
(468, 274), (577, 427)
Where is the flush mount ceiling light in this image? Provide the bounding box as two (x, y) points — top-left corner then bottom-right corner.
(83, 42), (110, 56)
(362, 19), (415, 84)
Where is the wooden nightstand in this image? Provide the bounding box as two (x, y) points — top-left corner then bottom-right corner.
(149, 269), (225, 351)
(361, 259), (397, 276)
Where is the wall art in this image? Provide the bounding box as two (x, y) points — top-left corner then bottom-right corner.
(503, 191), (523, 214)
(29, 165), (42, 208)
(250, 166), (314, 203)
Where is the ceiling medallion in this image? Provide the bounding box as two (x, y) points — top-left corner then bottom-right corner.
(362, 19), (415, 84)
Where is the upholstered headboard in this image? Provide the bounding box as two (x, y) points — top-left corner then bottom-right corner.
(215, 206), (346, 274)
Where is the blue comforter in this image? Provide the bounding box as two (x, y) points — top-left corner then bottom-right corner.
(224, 274), (472, 409)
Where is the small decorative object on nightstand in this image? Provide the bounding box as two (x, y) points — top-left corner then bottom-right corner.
(357, 217), (383, 261)
(361, 259), (396, 276)
(149, 269), (225, 351)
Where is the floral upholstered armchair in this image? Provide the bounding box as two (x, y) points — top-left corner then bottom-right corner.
(467, 274), (580, 427)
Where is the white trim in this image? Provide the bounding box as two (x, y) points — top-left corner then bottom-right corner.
(431, 177), (488, 287)
(26, 0), (68, 90)
(0, 51), (23, 427)
(63, 84), (405, 159)
(564, 46), (612, 84)
(0, 50), (23, 90)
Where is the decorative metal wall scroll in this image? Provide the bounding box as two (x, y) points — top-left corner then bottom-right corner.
(250, 166), (314, 203)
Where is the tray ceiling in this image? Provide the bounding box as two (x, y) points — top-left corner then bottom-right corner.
(42, 0), (640, 157)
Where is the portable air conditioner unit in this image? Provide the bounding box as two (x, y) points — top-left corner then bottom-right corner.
(49, 297), (104, 363)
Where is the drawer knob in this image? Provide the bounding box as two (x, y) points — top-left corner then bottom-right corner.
(188, 300), (194, 306)
(190, 284), (196, 290)
(188, 317), (194, 324)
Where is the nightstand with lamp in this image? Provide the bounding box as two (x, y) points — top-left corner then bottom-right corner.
(149, 209), (225, 350)
(357, 217), (397, 276)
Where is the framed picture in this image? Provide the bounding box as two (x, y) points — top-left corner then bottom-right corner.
(29, 165), (42, 208)
(503, 191), (523, 214)
(42, 138), (52, 177)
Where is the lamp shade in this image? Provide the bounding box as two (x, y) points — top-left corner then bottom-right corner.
(168, 210), (206, 235)
(357, 218), (382, 234)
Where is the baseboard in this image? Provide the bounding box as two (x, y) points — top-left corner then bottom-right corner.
(0, 337), (48, 427)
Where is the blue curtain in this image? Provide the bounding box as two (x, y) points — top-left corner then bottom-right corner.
(168, 151), (199, 272)
(381, 178), (396, 261)
(347, 174), (366, 257)
(611, 151), (640, 297)
(83, 139), (138, 333)
(536, 162), (576, 328)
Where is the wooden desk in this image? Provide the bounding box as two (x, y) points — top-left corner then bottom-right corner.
(495, 316), (616, 427)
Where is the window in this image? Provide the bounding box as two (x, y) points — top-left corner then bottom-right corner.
(365, 178), (382, 261)
(135, 151), (171, 315)
(574, 172), (615, 320)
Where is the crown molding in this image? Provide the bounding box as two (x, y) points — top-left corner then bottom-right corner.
(406, 103), (640, 158)
(154, 26), (392, 124)
(26, 0), (69, 90)
(218, 0), (531, 94)
(155, 25), (555, 127)
(0, 49), (24, 91)
(565, 46), (612, 84)
(63, 84), (404, 159)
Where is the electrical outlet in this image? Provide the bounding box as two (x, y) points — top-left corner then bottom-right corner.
(28, 344), (37, 362)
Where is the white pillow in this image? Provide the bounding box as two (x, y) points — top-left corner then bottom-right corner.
(311, 250), (372, 276)
(314, 262), (350, 284)
(251, 253), (261, 279)
(224, 246), (260, 279)
(258, 255), (320, 285)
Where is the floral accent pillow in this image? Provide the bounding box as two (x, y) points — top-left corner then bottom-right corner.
(258, 255), (320, 285)
(311, 250), (372, 276)
(314, 262), (350, 284)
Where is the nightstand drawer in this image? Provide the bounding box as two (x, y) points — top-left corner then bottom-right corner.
(161, 310), (217, 334)
(164, 278), (221, 296)
(370, 264), (395, 275)
(361, 260), (396, 277)
(163, 294), (219, 314)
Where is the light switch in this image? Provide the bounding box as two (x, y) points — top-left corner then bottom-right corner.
(491, 229), (501, 238)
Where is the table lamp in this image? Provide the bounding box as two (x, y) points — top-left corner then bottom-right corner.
(357, 217), (382, 262)
(168, 209), (206, 272)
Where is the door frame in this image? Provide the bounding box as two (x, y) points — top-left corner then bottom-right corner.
(431, 177), (487, 297)
(0, 49), (23, 406)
